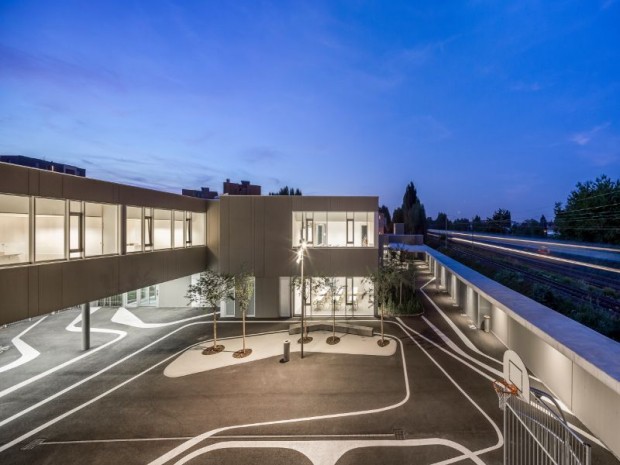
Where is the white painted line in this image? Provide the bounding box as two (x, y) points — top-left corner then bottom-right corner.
(393, 320), (504, 460)
(418, 283), (502, 366)
(172, 438), (485, 465)
(111, 307), (208, 328)
(0, 316), (46, 374)
(0, 308), (126, 401)
(149, 334), (410, 465)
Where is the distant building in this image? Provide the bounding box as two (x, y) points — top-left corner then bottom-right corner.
(182, 187), (218, 200)
(0, 155), (86, 176)
(223, 179), (261, 196)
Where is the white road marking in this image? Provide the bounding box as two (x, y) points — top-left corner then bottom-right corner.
(0, 308), (126, 401)
(172, 438), (486, 465)
(111, 307), (208, 328)
(0, 316), (46, 373)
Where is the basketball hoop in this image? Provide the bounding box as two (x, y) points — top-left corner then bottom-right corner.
(493, 379), (519, 410)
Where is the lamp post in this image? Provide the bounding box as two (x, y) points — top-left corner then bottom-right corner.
(296, 240), (307, 359)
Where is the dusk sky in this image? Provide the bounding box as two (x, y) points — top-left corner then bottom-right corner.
(1, 1), (618, 221)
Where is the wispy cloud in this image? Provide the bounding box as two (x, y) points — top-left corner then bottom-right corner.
(569, 122), (610, 146)
(0, 44), (124, 91)
(240, 146), (282, 165)
(510, 81), (542, 92)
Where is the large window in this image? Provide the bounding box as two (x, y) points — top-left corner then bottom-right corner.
(126, 206), (143, 253)
(191, 212), (206, 246)
(292, 211), (375, 248)
(292, 276), (373, 316)
(174, 211), (184, 248)
(0, 194), (29, 265)
(35, 197), (66, 262)
(154, 209), (172, 250)
(144, 208), (154, 251)
(69, 201), (83, 259)
(85, 202), (118, 256)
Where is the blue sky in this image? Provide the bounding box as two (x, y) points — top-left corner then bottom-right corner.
(1, 1), (618, 221)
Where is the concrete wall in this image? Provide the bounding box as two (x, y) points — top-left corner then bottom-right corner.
(0, 163), (210, 325)
(423, 247), (620, 458)
(158, 276), (192, 307)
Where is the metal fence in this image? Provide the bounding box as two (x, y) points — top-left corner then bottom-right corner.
(504, 392), (591, 465)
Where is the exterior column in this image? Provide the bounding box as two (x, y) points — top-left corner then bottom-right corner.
(82, 302), (90, 351)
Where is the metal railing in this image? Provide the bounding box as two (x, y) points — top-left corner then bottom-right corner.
(504, 390), (591, 465)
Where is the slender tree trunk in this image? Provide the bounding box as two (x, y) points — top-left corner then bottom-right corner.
(242, 307), (246, 352)
(380, 302), (385, 343)
(332, 298), (336, 340)
(213, 308), (218, 348)
(399, 281), (402, 305)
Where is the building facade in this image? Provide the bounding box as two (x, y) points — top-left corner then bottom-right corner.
(0, 162), (378, 326)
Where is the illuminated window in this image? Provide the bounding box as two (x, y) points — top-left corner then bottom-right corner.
(191, 212), (206, 246)
(154, 209), (172, 250)
(126, 206), (143, 253)
(174, 211), (184, 248)
(69, 201), (83, 259)
(85, 202), (118, 257)
(0, 193), (30, 265)
(35, 197), (65, 262)
(144, 208), (154, 251)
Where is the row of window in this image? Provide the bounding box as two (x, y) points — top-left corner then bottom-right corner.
(292, 276), (374, 316)
(0, 193), (206, 266)
(292, 211), (375, 248)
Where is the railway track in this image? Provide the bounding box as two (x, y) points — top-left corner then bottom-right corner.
(427, 235), (620, 314)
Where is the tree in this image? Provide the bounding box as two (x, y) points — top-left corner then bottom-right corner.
(269, 186), (303, 196)
(316, 276), (345, 345)
(472, 215), (483, 232)
(364, 263), (396, 347)
(485, 208), (511, 233)
(554, 175), (620, 244)
(452, 218), (470, 231)
(186, 269), (234, 354)
(392, 207), (404, 224)
(379, 205), (392, 233)
(400, 182), (428, 235)
(233, 270), (254, 358)
(291, 275), (322, 343)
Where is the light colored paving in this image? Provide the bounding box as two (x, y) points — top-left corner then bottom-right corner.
(111, 307), (207, 328)
(0, 316), (45, 374)
(164, 330), (396, 378)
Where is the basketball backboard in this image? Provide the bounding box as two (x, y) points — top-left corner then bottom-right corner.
(503, 349), (530, 403)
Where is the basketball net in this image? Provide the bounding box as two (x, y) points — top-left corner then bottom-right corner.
(493, 379), (519, 410)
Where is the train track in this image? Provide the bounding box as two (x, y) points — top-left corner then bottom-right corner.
(427, 235), (620, 314)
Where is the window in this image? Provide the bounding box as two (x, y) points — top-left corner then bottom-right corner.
(0, 193), (29, 265)
(346, 277), (354, 305)
(317, 224), (325, 246)
(185, 213), (192, 245)
(346, 218), (354, 244)
(85, 202), (118, 256)
(154, 209), (172, 250)
(191, 212), (206, 246)
(174, 211), (184, 248)
(69, 201), (83, 259)
(35, 197), (65, 262)
(305, 218), (313, 244)
(144, 209), (154, 250)
(126, 206), (143, 252)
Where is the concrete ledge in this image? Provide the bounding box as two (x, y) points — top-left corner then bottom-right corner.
(289, 321), (374, 337)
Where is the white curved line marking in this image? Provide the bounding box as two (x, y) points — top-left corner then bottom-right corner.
(149, 334), (409, 465)
(0, 317), (46, 374)
(111, 307), (209, 328)
(174, 438), (485, 465)
(419, 276), (502, 365)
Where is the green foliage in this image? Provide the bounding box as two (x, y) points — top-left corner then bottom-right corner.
(400, 181), (427, 235)
(269, 186), (302, 195)
(186, 269), (234, 309)
(554, 175), (620, 244)
(234, 270), (254, 315)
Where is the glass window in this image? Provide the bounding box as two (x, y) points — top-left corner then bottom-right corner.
(174, 211), (184, 248)
(293, 211), (375, 248)
(185, 212), (192, 245)
(328, 211), (346, 247)
(191, 212), (206, 246)
(314, 211), (327, 247)
(126, 206), (143, 253)
(154, 209), (172, 250)
(84, 202), (118, 257)
(35, 197), (65, 262)
(305, 216), (314, 244)
(0, 193), (30, 265)
(144, 208), (154, 251)
(69, 201), (83, 259)
(292, 211), (303, 246)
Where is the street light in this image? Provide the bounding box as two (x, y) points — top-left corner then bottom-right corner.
(296, 240), (308, 359)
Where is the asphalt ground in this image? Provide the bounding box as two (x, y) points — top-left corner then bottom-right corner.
(0, 264), (617, 465)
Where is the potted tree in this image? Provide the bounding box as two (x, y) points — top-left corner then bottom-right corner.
(364, 263), (396, 347)
(186, 269), (234, 355)
(317, 276), (345, 345)
(233, 270), (254, 358)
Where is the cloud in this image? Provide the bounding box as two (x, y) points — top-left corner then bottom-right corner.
(241, 146), (282, 164)
(510, 81), (542, 92)
(0, 44), (124, 92)
(569, 122), (610, 146)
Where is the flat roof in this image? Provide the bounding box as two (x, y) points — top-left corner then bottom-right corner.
(398, 244), (620, 394)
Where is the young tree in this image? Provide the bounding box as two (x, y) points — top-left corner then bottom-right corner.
(186, 269), (234, 355)
(291, 276), (322, 343)
(364, 263), (396, 347)
(316, 276), (345, 345)
(233, 270), (254, 358)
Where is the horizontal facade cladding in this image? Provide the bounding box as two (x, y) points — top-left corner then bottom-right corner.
(0, 247), (208, 325)
(218, 195), (379, 277)
(0, 162), (208, 212)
